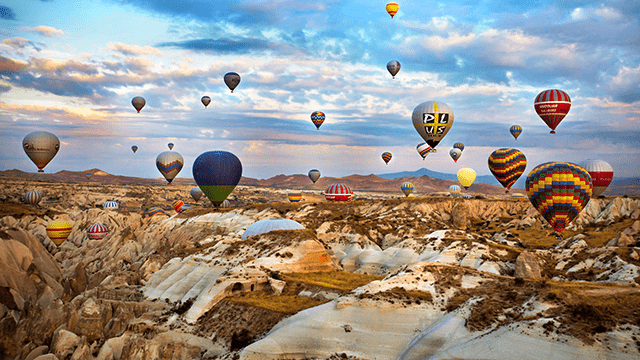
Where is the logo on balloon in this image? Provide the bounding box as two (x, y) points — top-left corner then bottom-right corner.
(422, 113), (450, 135)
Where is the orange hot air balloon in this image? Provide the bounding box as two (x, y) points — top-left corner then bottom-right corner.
(386, 2), (399, 18)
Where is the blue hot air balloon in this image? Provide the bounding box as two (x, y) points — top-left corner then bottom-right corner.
(192, 151), (242, 206)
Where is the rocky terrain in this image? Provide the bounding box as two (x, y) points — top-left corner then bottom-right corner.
(1, 176), (640, 359)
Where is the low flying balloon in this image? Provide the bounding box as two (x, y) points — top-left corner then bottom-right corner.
(534, 89), (571, 134)
(85, 173), (91, 180)
(131, 145), (138, 153)
(325, 184), (354, 202)
(580, 159), (613, 197)
(449, 185), (461, 197)
(412, 101), (454, 149)
(311, 111), (325, 130)
(23, 131), (60, 173)
(104, 201), (119, 211)
(457, 168), (476, 190)
(172, 200), (184, 212)
(308, 169), (321, 183)
(242, 218), (305, 240)
(191, 187), (204, 202)
(201, 96), (211, 108)
(453, 142), (464, 152)
(131, 96), (145, 113)
(87, 223), (108, 240)
(387, 60), (401, 79)
(168, 143), (174, 150)
(510, 125), (522, 140)
(288, 191), (303, 202)
(526, 162), (592, 234)
(156, 151), (184, 184)
(46, 219), (72, 246)
(192, 151), (242, 206)
(449, 148), (462, 163)
(401, 182), (414, 197)
(24, 190), (42, 205)
(382, 152), (392, 165)
(488, 148), (527, 193)
(386, 2), (399, 18)
(220, 199), (232, 208)
(417, 143), (433, 160)
(224, 72), (241, 92)
(147, 207), (167, 217)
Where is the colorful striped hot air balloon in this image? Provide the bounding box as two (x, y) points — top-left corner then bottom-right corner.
(534, 89), (571, 134)
(449, 185), (461, 197)
(172, 200), (184, 212)
(381, 152), (392, 165)
(87, 223), (108, 240)
(147, 207), (167, 217)
(511, 193), (527, 200)
(510, 125), (522, 140)
(192, 151), (242, 206)
(104, 201), (119, 211)
(457, 168), (476, 190)
(23, 190), (42, 205)
(400, 182), (414, 197)
(488, 148), (527, 192)
(311, 111), (325, 130)
(288, 191), (303, 202)
(156, 151), (184, 184)
(580, 159), (613, 197)
(46, 219), (72, 246)
(325, 183), (354, 201)
(417, 143), (433, 160)
(386, 2), (399, 18)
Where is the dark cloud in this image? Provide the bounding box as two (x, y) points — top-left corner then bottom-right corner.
(0, 6), (15, 20)
(157, 37), (300, 55)
(0, 84), (10, 93)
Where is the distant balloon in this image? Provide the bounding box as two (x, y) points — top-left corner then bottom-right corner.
(191, 187), (204, 202)
(453, 142), (465, 152)
(510, 125), (522, 140)
(511, 193), (527, 200)
(382, 152), (392, 165)
(131, 145), (138, 153)
(526, 162), (592, 234)
(46, 219), (72, 246)
(308, 169), (321, 183)
(23, 131), (60, 173)
(181, 204), (192, 211)
(87, 223), (108, 240)
(325, 183), (354, 202)
(85, 173), (91, 179)
(416, 143), (434, 160)
(534, 89), (571, 134)
(131, 96), (146, 113)
(412, 101), (454, 149)
(168, 142), (174, 150)
(386, 2), (399, 18)
(449, 185), (461, 197)
(311, 111), (325, 130)
(147, 207), (167, 217)
(488, 148), (527, 193)
(192, 151), (243, 206)
(201, 96), (211, 108)
(387, 60), (401, 79)
(104, 200), (119, 211)
(23, 190), (42, 205)
(288, 191), (303, 202)
(449, 148), (462, 163)
(224, 72), (241, 92)
(401, 182), (414, 197)
(220, 199), (232, 208)
(172, 200), (185, 212)
(156, 151), (184, 184)
(457, 168), (476, 190)
(580, 159), (613, 197)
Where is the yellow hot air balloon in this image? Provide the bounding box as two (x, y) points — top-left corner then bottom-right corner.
(386, 2), (399, 18)
(46, 219), (72, 246)
(457, 168), (476, 190)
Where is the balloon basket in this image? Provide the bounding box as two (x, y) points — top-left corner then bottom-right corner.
(38, 170), (44, 173)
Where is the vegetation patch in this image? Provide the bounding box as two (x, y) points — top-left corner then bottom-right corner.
(227, 290), (328, 314)
(280, 271), (384, 292)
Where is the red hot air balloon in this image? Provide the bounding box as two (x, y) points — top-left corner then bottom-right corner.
(580, 159), (613, 197)
(325, 184), (354, 201)
(534, 89), (571, 134)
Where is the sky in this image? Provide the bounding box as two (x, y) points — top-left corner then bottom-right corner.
(1, 0), (639, 182)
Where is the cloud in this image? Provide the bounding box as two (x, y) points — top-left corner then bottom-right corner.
(22, 25), (65, 37)
(571, 5), (623, 21)
(157, 37), (302, 55)
(2, 37), (42, 52)
(108, 42), (162, 56)
(604, 64), (640, 103)
(0, 6), (15, 20)
(0, 56), (29, 72)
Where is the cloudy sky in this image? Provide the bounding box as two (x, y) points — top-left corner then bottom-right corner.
(1, 0), (639, 182)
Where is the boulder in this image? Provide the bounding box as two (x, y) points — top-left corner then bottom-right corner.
(514, 252), (543, 278)
(51, 329), (80, 359)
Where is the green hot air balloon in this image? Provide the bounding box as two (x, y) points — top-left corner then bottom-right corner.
(192, 151), (243, 206)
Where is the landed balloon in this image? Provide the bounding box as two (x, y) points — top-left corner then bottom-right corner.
(224, 72), (241, 92)
(181, 204), (192, 211)
(131, 96), (146, 113)
(23, 131), (60, 172)
(449, 148), (462, 163)
(488, 148), (527, 192)
(131, 145), (138, 153)
(534, 89), (571, 134)
(401, 182), (414, 197)
(325, 183), (354, 202)
(449, 185), (461, 197)
(147, 207), (167, 217)
(386, 2), (399, 18)
(457, 168), (476, 190)
(453, 142), (465, 152)
(172, 200), (185, 212)
(310, 111), (325, 130)
(87, 223), (108, 240)
(288, 191), (302, 202)
(382, 152), (392, 165)
(156, 151), (184, 184)
(510, 125), (522, 140)
(580, 159), (613, 197)
(168, 143), (174, 150)
(24, 190), (42, 205)
(192, 151), (242, 206)
(46, 219), (72, 246)
(308, 169), (321, 183)
(387, 60), (401, 78)
(242, 218), (305, 240)
(412, 101), (454, 149)
(511, 193), (527, 200)
(191, 187), (204, 202)
(526, 162), (592, 234)
(416, 143), (434, 160)
(104, 201), (119, 211)
(201, 96), (211, 108)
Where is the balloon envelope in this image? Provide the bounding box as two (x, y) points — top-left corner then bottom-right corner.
(168, 143), (174, 150)
(288, 191), (303, 202)
(449, 148), (462, 163)
(156, 151), (184, 184)
(224, 72), (241, 92)
(104, 201), (119, 211)
(387, 60), (401, 78)
(308, 169), (321, 183)
(242, 218), (305, 240)
(147, 207), (167, 217)
(24, 190), (42, 205)
(23, 131), (60, 172)
(510, 125), (522, 140)
(311, 111), (325, 130)
(400, 182), (414, 197)
(172, 200), (185, 212)
(457, 168), (476, 189)
(46, 219), (72, 246)
(192, 151), (243, 206)
(412, 101), (454, 149)
(85, 173), (91, 179)
(416, 143), (433, 160)
(488, 148), (527, 192)
(386, 2), (399, 18)
(534, 89), (571, 134)
(580, 159), (613, 197)
(325, 183), (354, 201)
(449, 185), (461, 197)
(453, 142), (465, 152)
(191, 187), (204, 202)
(382, 152), (392, 165)
(201, 96), (211, 108)
(131, 96), (145, 113)
(87, 223), (108, 240)
(131, 145), (138, 153)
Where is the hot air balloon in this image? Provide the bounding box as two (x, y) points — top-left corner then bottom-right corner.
(181, 204), (192, 211)
(449, 185), (461, 197)
(220, 199), (232, 208)
(131, 96), (145, 113)
(23, 131), (60, 173)
(401, 182), (414, 197)
(534, 89), (571, 134)
(192, 151), (242, 206)
(201, 96), (211, 108)
(87, 223), (108, 240)
(191, 187), (204, 202)
(46, 219), (72, 246)
(449, 148), (462, 163)
(156, 151), (184, 184)
(387, 60), (401, 79)
(104, 200), (119, 211)
(84, 173), (91, 180)
(147, 207), (167, 217)
(242, 218), (305, 240)
(526, 162), (592, 234)
(382, 152), (392, 165)
(308, 169), (321, 183)
(325, 183), (354, 201)
(131, 145), (138, 153)
(488, 148), (527, 193)
(167, 143), (174, 150)
(417, 143), (433, 160)
(580, 159), (613, 197)
(457, 168), (476, 190)
(386, 2), (399, 18)
(224, 72), (241, 92)
(510, 125), (522, 140)
(311, 111), (325, 130)
(511, 193), (527, 200)
(172, 200), (184, 212)
(23, 190), (42, 205)
(453, 142), (464, 152)
(412, 101), (454, 149)
(288, 191), (303, 202)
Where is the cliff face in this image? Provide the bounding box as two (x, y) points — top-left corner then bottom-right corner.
(1, 177), (639, 359)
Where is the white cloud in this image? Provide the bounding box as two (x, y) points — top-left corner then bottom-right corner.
(22, 25), (65, 37)
(108, 42), (162, 56)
